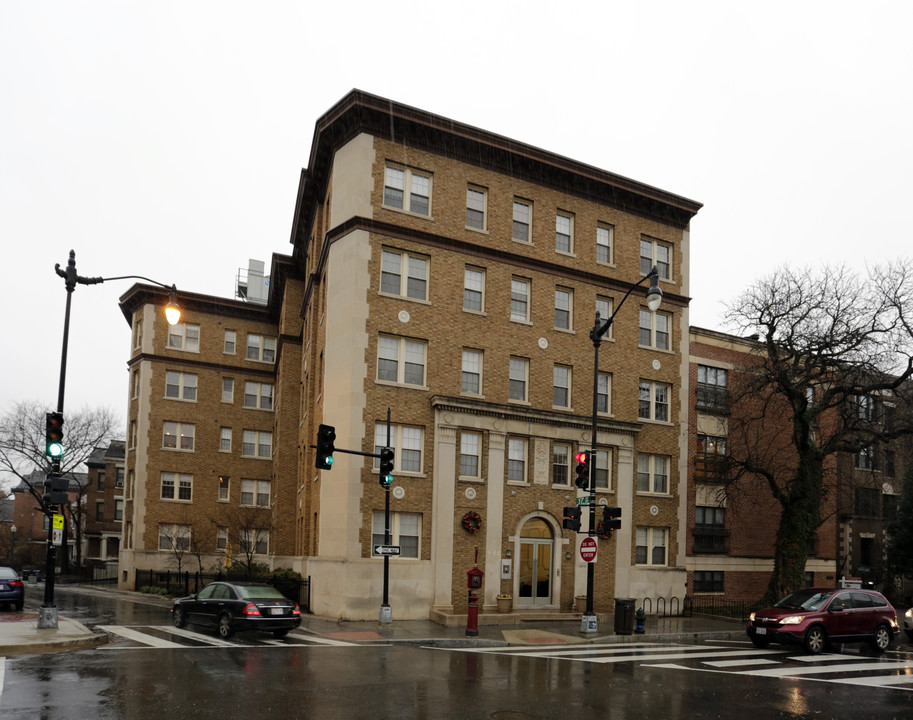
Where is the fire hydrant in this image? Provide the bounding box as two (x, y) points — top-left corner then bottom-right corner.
(635, 606), (646, 634)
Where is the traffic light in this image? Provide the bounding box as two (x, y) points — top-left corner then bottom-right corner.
(600, 506), (622, 536)
(562, 506), (582, 532)
(574, 451), (589, 490)
(45, 412), (64, 459)
(379, 447), (394, 487)
(315, 424), (336, 470)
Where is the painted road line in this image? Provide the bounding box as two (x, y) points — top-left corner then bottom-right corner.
(738, 660), (913, 678)
(703, 658), (782, 668)
(98, 625), (185, 648)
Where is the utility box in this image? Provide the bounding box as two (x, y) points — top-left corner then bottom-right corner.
(614, 598), (635, 635)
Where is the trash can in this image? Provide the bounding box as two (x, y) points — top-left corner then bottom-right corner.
(614, 598), (635, 635)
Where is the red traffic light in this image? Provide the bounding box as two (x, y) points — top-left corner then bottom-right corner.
(575, 451), (588, 464)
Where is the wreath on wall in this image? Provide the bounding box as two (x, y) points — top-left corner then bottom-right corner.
(461, 511), (482, 534)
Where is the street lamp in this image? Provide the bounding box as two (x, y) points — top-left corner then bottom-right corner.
(38, 250), (179, 630)
(581, 265), (662, 633)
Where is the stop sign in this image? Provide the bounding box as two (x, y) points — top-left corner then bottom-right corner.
(580, 536), (598, 563)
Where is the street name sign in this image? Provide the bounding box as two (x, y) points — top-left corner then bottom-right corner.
(575, 497), (590, 506)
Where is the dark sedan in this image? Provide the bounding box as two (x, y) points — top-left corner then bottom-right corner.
(0, 566), (24, 611)
(171, 581), (301, 639)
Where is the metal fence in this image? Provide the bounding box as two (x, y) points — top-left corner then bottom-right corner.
(635, 595), (762, 619)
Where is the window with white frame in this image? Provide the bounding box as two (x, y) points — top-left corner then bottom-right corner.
(637, 454), (669, 494)
(244, 382), (274, 410)
(132, 319), (142, 350)
(555, 212), (574, 253)
(593, 449), (611, 490)
(159, 523), (191, 551)
(509, 357), (529, 402)
(224, 330), (236, 355)
(377, 335), (427, 386)
(241, 528), (269, 555)
(463, 266), (485, 312)
(161, 472), (192, 501)
(635, 527), (668, 565)
(596, 297), (614, 339)
(218, 475), (230, 502)
(241, 479), (271, 507)
(856, 446), (875, 470)
(460, 432), (481, 478)
(510, 277), (531, 323)
(222, 377), (234, 403)
(512, 199), (531, 242)
(552, 443), (571, 486)
(131, 369), (140, 399)
(242, 430), (272, 458)
(596, 224), (614, 264)
(114, 499), (123, 522)
(507, 438), (527, 483)
(466, 185), (487, 230)
(383, 165), (431, 216)
(168, 323), (200, 352)
(381, 249), (429, 301)
(553, 365), (571, 408)
(220, 427), (232, 452)
(163, 422), (195, 451)
(165, 371), (197, 401)
(129, 421), (137, 449)
(372, 511), (421, 558)
(638, 381), (670, 422)
(555, 288), (573, 330)
(374, 424), (424, 474)
(597, 373), (612, 414)
(216, 527), (228, 550)
(461, 349), (482, 395)
(640, 237), (672, 279)
(639, 309), (671, 350)
(246, 334), (276, 363)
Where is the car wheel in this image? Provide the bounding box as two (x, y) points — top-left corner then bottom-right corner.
(14, 601), (23, 612)
(172, 607), (186, 628)
(273, 629), (289, 639)
(218, 613), (234, 639)
(804, 625), (827, 654)
(869, 624), (892, 652)
(750, 636), (770, 648)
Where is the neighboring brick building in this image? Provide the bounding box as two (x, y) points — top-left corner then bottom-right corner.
(119, 90), (703, 620)
(83, 441), (126, 567)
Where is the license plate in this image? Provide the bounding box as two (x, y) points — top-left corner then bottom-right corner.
(270, 607), (284, 616)
(756, 627), (767, 635)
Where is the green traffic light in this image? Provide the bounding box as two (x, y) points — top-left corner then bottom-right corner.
(325, 456), (334, 467)
(381, 473), (393, 487)
(47, 442), (64, 458)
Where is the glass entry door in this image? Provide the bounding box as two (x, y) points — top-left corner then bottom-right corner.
(518, 518), (553, 606)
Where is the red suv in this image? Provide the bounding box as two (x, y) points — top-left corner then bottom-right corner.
(747, 588), (898, 654)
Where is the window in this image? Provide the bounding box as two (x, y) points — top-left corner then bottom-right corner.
(635, 527), (668, 565)
(377, 335), (427, 386)
(884, 450), (896, 478)
(597, 373), (612, 414)
(596, 297), (614, 339)
(224, 330), (236, 354)
(555, 212), (574, 253)
(466, 185), (487, 230)
(159, 524), (191, 551)
(130, 420), (137, 449)
(596, 224), (614, 264)
(640, 237), (672, 279)
(244, 382), (274, 410)
(384, 165), (431, 216)
(460, 432), (481, 478)
(637, 454), (669, 494)
(510, 277), (531, 323)
(247, 334), (276, 363)
(220, 427), (232, 452)
(242, 430), (272, 459)
(553, 365), (571, 408)
(381, 249), (429, 301)
(165, 371), (197, 401)
(509, 357), (529, 402)
(97, 471), (106, 491)
(241, 479), (270, 507)
(593, 449), (611, 490)
(167, 323), (200, 352)
(555, 288), (573, 330)
(461, 349), (482, 395)
(697, 365), (729, 413)
(507, 438), (527, 483)
(856, 446), (875, 470)
(216, 527), (228, 550)
(855, 487), (880, 516)
(132, 319), (142, 350)
(856, 395), (876, 422)
(218, 475), (230, 502)
(115, 468), (124, 488)
(374, 424), (424, 474)
(222, 378), (234, 403)
(161, 472), (193, 501)
(638, 381), (670, 422)
(372, 511), (421, 558)
(512, 199), (531, 242)
(694, 506), (727, 554)
(114, 499), (123, 522)
(163, 422), (195, 451)
(463, 267), (485, 312)
(552, 444), (570, 486)
(96, 501), (104, 520)
(696, 434), (727, 482)
(131, 369), (140, 399)
(693, 570), (724, 593)
(241, 529), (269, 555)
(639, 309), (671, 350)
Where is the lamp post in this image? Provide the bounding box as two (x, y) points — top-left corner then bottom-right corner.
(38, 249), (180, 630)
(581, 265), (662, 634)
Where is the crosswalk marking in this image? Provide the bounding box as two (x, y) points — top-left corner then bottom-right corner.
(98, 625), (185, 648)
(703, 658), (781, 668)
(97, 625), (359, 649)
(738, 660), (913, 678)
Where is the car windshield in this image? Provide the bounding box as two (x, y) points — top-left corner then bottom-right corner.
(774, 590), (832, 611)
(237, 585), (286, 600)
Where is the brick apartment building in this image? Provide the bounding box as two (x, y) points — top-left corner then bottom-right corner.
(83, 441), (126, 567)
(117, 90), (703, 620)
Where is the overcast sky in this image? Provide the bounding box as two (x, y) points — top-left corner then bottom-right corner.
(2, 1), (911, 442)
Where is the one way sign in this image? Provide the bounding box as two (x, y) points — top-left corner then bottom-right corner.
(373, 545), (402, 556)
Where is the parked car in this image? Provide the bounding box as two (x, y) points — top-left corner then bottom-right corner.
(171, 581), (301, 639)
(0, 566), (25, 611)
(903, 607), (912, 641)
(747, 588), (898, 654)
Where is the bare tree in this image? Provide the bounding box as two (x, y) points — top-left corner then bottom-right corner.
(724, 262), (913, 603)
(212, 504), (274, 580)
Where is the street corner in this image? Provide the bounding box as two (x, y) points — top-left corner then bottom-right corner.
(0, 613), (108, 657)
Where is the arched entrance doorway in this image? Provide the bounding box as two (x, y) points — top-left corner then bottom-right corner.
(517, 517), (554, 607)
